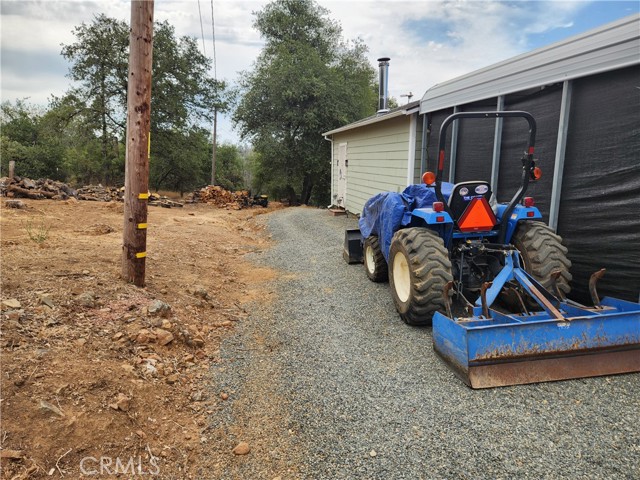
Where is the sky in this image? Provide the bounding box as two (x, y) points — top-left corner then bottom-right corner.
(1, 0), (637, 144)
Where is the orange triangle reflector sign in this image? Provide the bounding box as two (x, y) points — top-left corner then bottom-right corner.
(458, 197), (497, 232)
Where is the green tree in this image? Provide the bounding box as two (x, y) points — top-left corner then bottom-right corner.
(233, 0), (376, 205)
(1, 100), (66, 180)
(61, 14), (128, 184)
(149, 21), (227, 193)
(238, 145), (258, 192)
(215, 144), (245, 191)
(152, 21), (224, 128)
(150, 126), (211, 195)
(60, 16), (227, 188)
(44, 93), (117, 184)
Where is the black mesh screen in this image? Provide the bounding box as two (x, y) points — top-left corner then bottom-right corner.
(421, 66), (639, 302)
(499, 83), (563, 217)
(557, 65), (640, 302)
(426, 108), (454, 180)
(454, 103), (498, 183)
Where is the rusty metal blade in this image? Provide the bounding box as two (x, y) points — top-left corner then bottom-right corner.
(550, 270), (565, 300)
(443, 281), (454, 319)
(480, 282), (492, 318)
(508, 287), (529, 314)
(464, 349), (640, 388)
(589, 268), (606, 307)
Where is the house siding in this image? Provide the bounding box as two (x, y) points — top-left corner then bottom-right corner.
(331, 115), (412, 214)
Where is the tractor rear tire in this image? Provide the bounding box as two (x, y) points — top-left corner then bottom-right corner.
(364, 236), (388, 282)
(389, 228), (453, 326)
(512, 221), (572, 297)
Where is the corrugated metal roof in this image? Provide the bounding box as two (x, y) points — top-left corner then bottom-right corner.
(323, 100), (420, 136)
(420, 14), (640, 114)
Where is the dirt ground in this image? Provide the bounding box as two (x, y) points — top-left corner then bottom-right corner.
(0, 198), (282, 479)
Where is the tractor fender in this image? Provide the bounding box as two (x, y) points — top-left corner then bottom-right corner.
(410, 208), (454, 247)
(411, 207), (454, 225)
(496, 203), (543, 243)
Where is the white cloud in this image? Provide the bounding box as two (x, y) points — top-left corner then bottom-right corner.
(1, 69), (69, 105)
(316, 0), (590, 102)
(0, 0), (599, 142)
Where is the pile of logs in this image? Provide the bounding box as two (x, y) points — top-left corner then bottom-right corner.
(149, 193), (183, 209)
(188, 185), (252, 209)
(0, 176), (227, 210)
(0, 176), (76, 200)
(0, 176), (128, 202)
(76, 184), (123, 202)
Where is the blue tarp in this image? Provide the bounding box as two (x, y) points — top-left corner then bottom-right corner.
(359, 183), (453, 261)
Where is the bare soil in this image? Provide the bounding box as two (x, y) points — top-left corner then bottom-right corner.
(0, 198), (282, 479)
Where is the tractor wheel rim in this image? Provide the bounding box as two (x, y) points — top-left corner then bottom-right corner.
(393, 251), (410, 302)
(365, 245), (375, 274)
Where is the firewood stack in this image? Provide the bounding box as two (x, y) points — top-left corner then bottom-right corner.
(78, 184), (124, 202)
(0, 176), (76, 200)
(188, 185), (252, 209)
(76, 184), (123, 202)
(0, 176), (125, 202)
(148, 192), (183, 208)
(0, 176), (186, 208)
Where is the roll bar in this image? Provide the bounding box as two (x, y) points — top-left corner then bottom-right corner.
(433, 111), (537, 244)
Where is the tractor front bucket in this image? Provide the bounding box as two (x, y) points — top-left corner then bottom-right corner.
(343, 229), (363, 264)
(433, 297), (640, 388)
(432, 256), (640, 388)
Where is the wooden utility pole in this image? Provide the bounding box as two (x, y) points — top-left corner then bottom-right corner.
(209, 0), (218, 186)
(211, 109), (217, 185)
(122, 0), (154, 287)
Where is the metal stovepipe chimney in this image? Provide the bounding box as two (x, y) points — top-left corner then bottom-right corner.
(377, 57), (391, 115)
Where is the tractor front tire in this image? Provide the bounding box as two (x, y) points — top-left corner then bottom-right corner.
(389, 228), (453, 326)
(364, 236), (388, 282)
(512, 221), (572, 297)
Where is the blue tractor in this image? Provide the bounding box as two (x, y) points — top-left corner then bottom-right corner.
(346, 111), (640, 388)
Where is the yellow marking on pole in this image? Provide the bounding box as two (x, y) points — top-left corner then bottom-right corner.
(138, 192), (149, 200)
(135, 252), (147, 259)
(137, 223), (147, 230)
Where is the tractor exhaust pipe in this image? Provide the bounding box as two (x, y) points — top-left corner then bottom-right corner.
(377, 57), (390, 115)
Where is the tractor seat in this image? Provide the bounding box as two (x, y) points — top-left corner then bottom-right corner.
(448, 181), (497, 226)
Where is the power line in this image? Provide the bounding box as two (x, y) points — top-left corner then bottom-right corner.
(197, 0), (206, 56)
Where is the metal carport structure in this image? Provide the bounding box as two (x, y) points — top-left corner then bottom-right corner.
(416, 14), (640, 302)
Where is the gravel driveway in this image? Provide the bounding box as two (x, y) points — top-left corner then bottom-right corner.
(210, 207), (639, 480)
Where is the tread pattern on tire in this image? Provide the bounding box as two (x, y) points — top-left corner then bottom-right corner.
(512, 221), (572, 296)
(364, 235), (388, 282)
(389, 228), (453, 326)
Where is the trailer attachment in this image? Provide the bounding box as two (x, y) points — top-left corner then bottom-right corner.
(432, 253), (640, 388)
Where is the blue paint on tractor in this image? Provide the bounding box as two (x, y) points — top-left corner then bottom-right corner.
(433, 295), (640, 387)
(349, 110), (640, 388)
(496, 203), (543, 243)
(433, 249), (640, 387)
